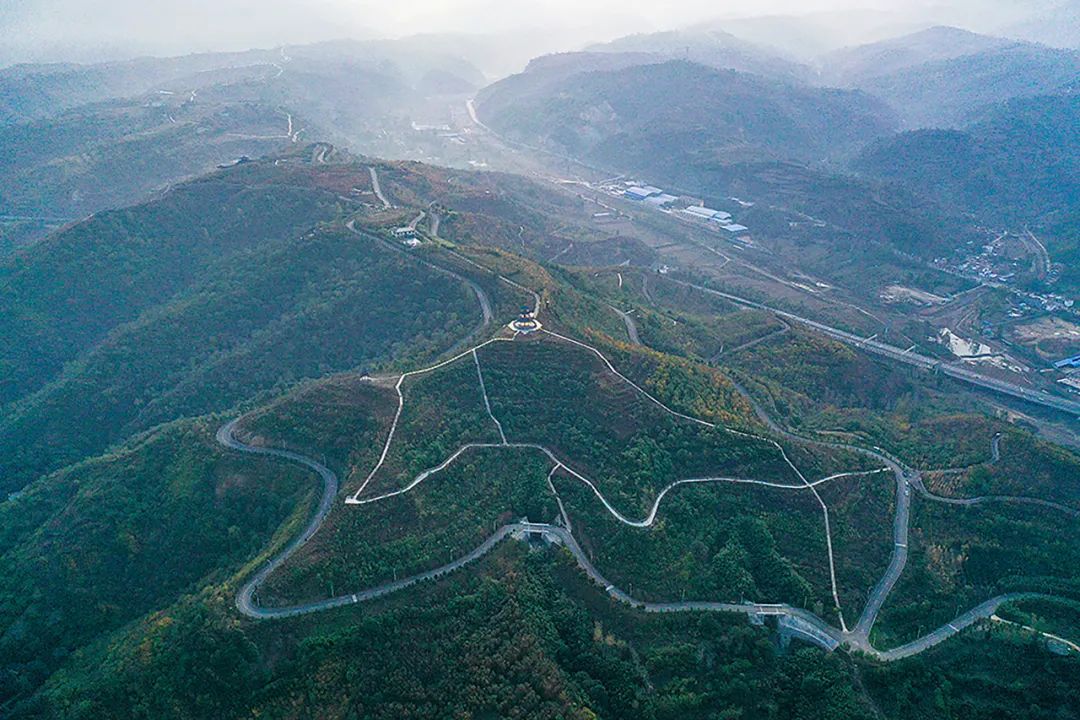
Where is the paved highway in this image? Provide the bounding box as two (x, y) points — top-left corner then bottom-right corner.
(220, 411), (851, 646)
(368, 166), (392, 209)
(670, 279), (1080, 418)
(877, 593), (1057, 660)
(217, 420), (339, 618)
(608, 305), (641, 344)
(466, 89), (1080, 419)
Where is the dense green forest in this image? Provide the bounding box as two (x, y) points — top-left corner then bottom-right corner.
(480, 339), (810, 512)
(0, 419), (313, 707)
(856, 92), (1080, 226)
(225, 334), (885, 626)
(0, 168), (341, 405)
(924, 431), (1080, 508)
(874, 499), (1080, 648)
(12, 544), (1080, 720)
(237, 375), (395, 481)
(0, 165), (488, 495)
(3, 140), (1078, 719)
(262, 449), (557, 605)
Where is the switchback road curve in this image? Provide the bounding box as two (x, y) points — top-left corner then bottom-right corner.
(218, 266), (1078, 659)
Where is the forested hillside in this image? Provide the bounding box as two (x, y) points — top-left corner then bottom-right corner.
(3, 11), (1080, 710)
(2, 142), (1078, 719)
(477, 59), (896, 166)
(856, 91), (1080, 224)
(848, 41), (1080, 127)
(0, 155), (484, 495)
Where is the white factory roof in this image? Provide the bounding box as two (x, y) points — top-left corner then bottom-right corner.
(645, 193), (678, 206)
(721, 223), (749, 233)
(625, 186), (655, 198)
(709, 211), (733, 221)
(684, 205), (720, 218)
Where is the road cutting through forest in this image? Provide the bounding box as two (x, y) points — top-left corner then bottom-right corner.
(220, 261), (1077, 660)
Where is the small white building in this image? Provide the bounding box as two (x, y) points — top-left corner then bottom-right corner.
(393, 227), (417, 239)
(720, 223), (749, 234)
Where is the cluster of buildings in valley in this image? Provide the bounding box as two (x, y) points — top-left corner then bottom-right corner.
(936, 236), (1076, 316)
(931, 246), (1078, 358)
(1004, 293), (1077, 322)
(938, 240), (1020, 285)
(602, 180), (753, 245)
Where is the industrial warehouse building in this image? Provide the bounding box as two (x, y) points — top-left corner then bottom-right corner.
(624, 185), (664, 200)
(683, 205), (721, 219)
(645, 193), (678, 207)
(1055, 354), (1080, 369)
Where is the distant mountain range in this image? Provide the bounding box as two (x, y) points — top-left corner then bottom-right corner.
(691, 10), (931, 60)
(476, 56), (896, 168)
(0, 40), (483, 125)
(998, 1), (1080, 49)
(819, 26), (1011, 86)
(0, 40), (484, 252)
(819, 27), (1080, 127)
(584, 29), (811, 82)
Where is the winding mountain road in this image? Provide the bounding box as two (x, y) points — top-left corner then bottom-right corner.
(221, 415), (1062, 659)
(219, 264), (1078, 661)
(217, 419), (339, 618)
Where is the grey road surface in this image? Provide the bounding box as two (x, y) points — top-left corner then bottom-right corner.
(217, 279), (1076, 661)
(671, 279), (1080, 418)
(222, 417), (1053, 661)
(608, 305), (641, 344)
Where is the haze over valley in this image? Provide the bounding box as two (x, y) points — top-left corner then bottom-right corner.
(2, 2), (1079, 718)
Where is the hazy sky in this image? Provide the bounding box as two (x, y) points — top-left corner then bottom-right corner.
(0, 0), (1065, 66)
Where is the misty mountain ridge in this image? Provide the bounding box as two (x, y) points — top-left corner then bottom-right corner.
(476, 57), (897, 168)
(998, 0), (1080, 49)
(0, 39), (484, 124)
(855, 89), (1080, 225)
(583, 29), (812, 82)
(819, 26), (1013, 85)
(822, 28), (1080, 127)
(0, 38), (488, 251)
(692, 9), (934, 60)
